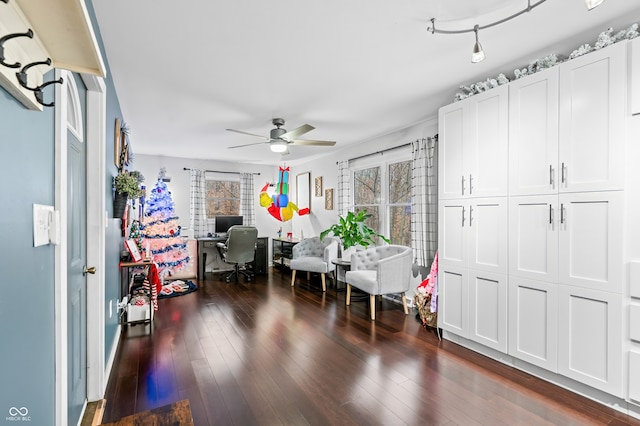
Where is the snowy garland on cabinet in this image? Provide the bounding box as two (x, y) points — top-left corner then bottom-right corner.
(454, 23), (639, 102)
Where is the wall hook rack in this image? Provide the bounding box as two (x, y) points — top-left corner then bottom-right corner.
(34, 77), (63, 107)
(16, 57), (51, 90)
(0, 29), (33, 68)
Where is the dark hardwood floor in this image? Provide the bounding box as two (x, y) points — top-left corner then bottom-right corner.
(102, 269), (640, 425)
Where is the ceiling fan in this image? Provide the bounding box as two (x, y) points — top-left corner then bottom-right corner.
(226, 118), (336, 154)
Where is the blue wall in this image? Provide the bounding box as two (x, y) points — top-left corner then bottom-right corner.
(0, 1), (126, 423)
(0, 83), (56, 423)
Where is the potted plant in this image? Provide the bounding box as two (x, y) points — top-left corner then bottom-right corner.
(114, 170), (144, 218)
(320, 210), (390, 253)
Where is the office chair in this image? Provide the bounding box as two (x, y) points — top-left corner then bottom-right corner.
(217, 225), (258, 283)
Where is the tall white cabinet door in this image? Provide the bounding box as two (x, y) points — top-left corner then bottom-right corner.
(467, 85), (509, 197)
(558, 285), (623, 397)
(438, 266), (469, 338)
(558, 192), (623, 293)
(438, 201), (468, 267)
(508, 278), (558, 372)
(439, 102), (467, 199)
(509, 195), (559, 282)
(509, 68), (559, 196)
(468, 198), (507, 274)
(559, 42), (626, 192)
(468, 271), (508, 352)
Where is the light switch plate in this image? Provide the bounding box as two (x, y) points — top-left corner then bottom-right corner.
(33, 204), (54, 247)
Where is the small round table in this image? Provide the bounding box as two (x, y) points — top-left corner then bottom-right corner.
(331, 258), (351, 292)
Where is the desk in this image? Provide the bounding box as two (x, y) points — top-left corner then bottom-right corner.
(197, 236), (269, 279)
(197, 237), (226, 279)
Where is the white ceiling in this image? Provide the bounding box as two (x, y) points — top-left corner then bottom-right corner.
(91, 0), (640, 165)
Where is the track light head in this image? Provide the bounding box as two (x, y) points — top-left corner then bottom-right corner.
(471, 25), (485, 63)
(585, 0), (605, 10)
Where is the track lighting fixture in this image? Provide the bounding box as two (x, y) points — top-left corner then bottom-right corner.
(585, 0), (604, 10)
(427, 0), (606, 63)
(471, 25), (485, 63)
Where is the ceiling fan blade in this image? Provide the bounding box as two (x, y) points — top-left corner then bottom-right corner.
(228, 141), (270, 149)
(280, 124), (314, 141)
(290, 139), (336, 146)
(226, 128), (269, 140)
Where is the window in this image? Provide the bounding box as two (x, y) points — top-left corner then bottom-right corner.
(205, 179), (240, 218)
(352, 153), (412, 246)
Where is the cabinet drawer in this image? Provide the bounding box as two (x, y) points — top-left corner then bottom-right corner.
(202, 241), (218, 248)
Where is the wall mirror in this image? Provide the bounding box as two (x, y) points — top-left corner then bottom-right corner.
(296, 172), (311, 213)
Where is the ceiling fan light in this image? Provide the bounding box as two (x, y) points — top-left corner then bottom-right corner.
(270, 141), (288, 153)
(585, 0), (604, 10)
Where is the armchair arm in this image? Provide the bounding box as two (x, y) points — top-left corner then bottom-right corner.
(323, 239), (338, 271)
(376, 250), (412, 294)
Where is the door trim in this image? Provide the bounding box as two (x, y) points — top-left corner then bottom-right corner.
(54, 70), (106, 426)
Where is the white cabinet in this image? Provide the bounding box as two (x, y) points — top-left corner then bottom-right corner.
(439, 266), (469, 338)
(509, 195), (559, 283)
(509, 67), (559, 196)
(438, 265), (508, 353)
(558, 42), (626, 192)
(439, 198), (507, 274)
(469, 271), (508, 353)
(557, 192), (623, 293)
(558, 285), (623, 397)
(439, 85), (508, 199)
(509, 192), (623, 293)
(508, 277), (558, 372)
(630, 352), (640, 405)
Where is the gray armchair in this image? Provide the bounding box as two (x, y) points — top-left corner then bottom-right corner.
(290, 236), (339, 292)
(345, 245), (412, 320)
(217, 225), (258, 282)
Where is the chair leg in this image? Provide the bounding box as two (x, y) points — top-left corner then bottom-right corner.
(291, 270), (296, 287)
(370, 294), (376, 321)
(401, 293), (409, 315)
(346, 284), (351, 306)
(321, 273), (326, 292)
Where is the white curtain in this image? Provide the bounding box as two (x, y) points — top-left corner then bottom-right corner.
(337, 160), (350, 216)
(411, 136), (438, 268)
(239, 172), (256, 225)
(189, 169), (207, 238)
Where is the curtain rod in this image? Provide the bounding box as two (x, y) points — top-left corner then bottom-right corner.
(337, 135), (438, 164)
(183, 167), (260, 175)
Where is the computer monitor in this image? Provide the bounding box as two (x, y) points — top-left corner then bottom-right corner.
(214, 215), (243, 235)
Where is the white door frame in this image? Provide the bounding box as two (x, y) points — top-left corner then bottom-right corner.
(54, 69), (106, 426)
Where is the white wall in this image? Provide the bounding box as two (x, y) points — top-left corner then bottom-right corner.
(289, 117), (438, 240)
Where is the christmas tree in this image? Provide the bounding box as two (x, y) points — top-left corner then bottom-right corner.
(141, 169), (190, 278)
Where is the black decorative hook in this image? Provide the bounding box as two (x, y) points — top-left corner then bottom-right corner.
(34, 77), (63, 107)
(1, 1), (9, 4)
(0, 29), (33, 68)
(16, 57), (51, 91)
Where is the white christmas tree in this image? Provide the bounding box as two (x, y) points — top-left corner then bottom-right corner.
(141, 169), (190, 278)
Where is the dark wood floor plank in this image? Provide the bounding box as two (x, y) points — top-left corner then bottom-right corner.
(101, 270), (640, 425)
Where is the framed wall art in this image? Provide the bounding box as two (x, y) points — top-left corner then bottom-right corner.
(325, 188), (333, 210)
(315, 176), (323, 197)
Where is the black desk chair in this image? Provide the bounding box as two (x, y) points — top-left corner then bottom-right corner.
(217, 225), (258, 282)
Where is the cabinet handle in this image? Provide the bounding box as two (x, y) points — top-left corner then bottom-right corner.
(561, 162), (566, 184)
(469, 174), (473, 194)
(462, 206), (465, 227)
(549, 204), (552, 224)
(469, 205), (473, 226)
(560, 203), (564, 224)
(461, 175), (465, 195)
(549, 165), (553, 186)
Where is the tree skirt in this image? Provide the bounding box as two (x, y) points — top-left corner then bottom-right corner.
(158, 280), (198, 299)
